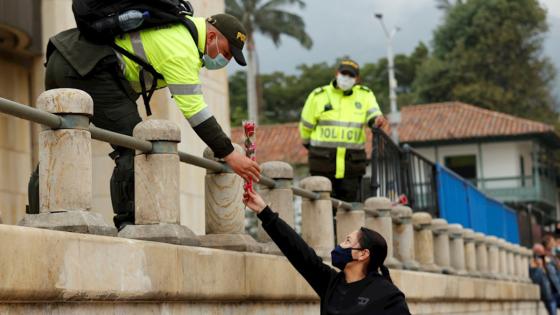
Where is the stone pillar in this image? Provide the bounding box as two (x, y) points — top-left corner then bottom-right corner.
(19, 89), (116, 236)
(521, 247), (532, 282)
(505, 242), (515, 280)
(197, 145), (260, 252)
(391, 205), (419, 270)
(300, 176), (335, 260)
(448, 224), (467, 275)
(364, 197), (401, 268)
(412, 212), (441, 273)
(497, 238), (509, 280)
(513, 244), (523, 282)
(119, 120), (198, 246)
(463, 228), (478, 276)
(486, 236), (500, 279)
(474, 232), (490, 278)
(336, 207), (366, 245)
(431, 218), (455, 274)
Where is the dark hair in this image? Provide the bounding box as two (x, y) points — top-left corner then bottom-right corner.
(358, 227), (393, 283)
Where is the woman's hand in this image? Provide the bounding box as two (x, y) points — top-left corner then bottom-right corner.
(243, 189), (267, 214)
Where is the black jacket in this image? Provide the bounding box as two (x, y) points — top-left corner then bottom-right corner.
(258, 206), (411, 315)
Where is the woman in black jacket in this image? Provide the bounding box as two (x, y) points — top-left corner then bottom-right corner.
(244, 190), (411, 315)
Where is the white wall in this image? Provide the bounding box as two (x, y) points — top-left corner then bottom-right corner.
(413, 140), (536, 189)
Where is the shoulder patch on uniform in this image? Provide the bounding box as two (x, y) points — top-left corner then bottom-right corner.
(313, 87), (325, 95)
(359, 85), (372, 92)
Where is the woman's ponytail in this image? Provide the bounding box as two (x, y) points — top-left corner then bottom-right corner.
(379, 265), (393, 283)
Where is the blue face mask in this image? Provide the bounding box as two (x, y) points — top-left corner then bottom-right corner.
(331, 245), (362, 270)
(203, 37), (230, 70)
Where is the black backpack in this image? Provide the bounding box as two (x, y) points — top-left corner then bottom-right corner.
(72, 0), (201, 115)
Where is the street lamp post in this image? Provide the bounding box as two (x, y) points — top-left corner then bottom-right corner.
(375, 13), (401, 144)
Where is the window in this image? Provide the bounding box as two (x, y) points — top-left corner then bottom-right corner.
(444, 155), (477, 181)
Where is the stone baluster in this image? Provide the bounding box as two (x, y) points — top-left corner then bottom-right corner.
(497, 238), (509, 280)
(486, 236), (500, 279)
(448, 224), (467, 275)
(431, 218), (455, 274)
(391, 205), (419, 270)
(197, 145), (260, 252)
(505, 242), (516, 281)
(521, 247), (532, 282)
(119, 119), (198, 245)
(412, 212), (441, 273)
(300, 176), (335, 260)
(336, 206), (366, 244)
(474, 232), (490, 278)
(512, 244), (523, 282)
(364, 197), (401, 268)
(256, 161), (296, 254)
(19, 89), (115, 235)
(463, 228), (479, 277)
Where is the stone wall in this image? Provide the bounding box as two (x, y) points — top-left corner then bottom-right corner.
(0, 224), (546, 314)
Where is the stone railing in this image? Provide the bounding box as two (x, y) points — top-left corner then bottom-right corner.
(0, 89), (544, 315)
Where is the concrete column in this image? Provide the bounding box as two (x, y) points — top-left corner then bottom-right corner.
(197, 145), (260, 252)
(336, 207), (366, 245)
(19, 89), (116, 236)
(497, 238), (509, 280)
(486, 236), (500, 279)
(513, 244), (523, 282)
(364, 197), (402, 268)
(412, 212), (441, 273)
(505, 242), (515, 280)
(119, 119), (198, 246)
(463, 228), (478, 277)
(521, 247), (532, 282)
(391, 205), (419, 270)
(448, 224), (467, 275)
(474, 232), (490, 278)
(256, 161), (295, 254)
(431, 218), (455, 274)
(300, 176), (335, 260)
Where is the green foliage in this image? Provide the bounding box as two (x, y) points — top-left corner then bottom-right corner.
(415, 0), (558, 124)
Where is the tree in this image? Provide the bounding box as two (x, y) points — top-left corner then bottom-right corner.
(225, 0), (313, 124)
(414, 0), (558, 124)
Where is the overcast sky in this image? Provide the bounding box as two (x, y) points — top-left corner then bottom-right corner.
(228, 0), (560, 95)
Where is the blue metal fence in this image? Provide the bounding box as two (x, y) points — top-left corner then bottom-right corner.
(436, 164), (520, 243)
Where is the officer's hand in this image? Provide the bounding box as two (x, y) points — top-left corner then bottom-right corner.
(243, 189), (267, 214)
(224, 150), (261, 182)
(374, 115), (388, 128)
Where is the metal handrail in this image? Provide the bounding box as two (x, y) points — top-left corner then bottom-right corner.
(0, 96), (352, 210)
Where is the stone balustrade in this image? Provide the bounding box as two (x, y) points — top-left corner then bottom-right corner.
(7, 88), (543, 314)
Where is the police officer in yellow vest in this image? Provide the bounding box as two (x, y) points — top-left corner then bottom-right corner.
(27, 13), (260, 230)
(300, 60), (387, 202)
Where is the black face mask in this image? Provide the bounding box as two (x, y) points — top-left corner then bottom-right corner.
(330, 245), (362, 270)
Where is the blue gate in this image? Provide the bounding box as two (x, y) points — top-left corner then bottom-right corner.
(436, 165), (520, 243)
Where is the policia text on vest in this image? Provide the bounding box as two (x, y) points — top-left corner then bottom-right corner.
(299, 60), (386, 203)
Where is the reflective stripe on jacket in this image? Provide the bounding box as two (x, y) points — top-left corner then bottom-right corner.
(114, 17), (210, 127)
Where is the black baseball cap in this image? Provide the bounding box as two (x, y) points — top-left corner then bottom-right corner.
(207, 14), (247, 66)
(338, 59), (360, 77)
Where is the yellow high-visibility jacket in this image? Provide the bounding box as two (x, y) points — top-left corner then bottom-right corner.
(299, 81), (382, 178)
(114, 17), (209, 127)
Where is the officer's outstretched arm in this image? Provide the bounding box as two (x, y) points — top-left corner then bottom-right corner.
(244, 190), (337, 298)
